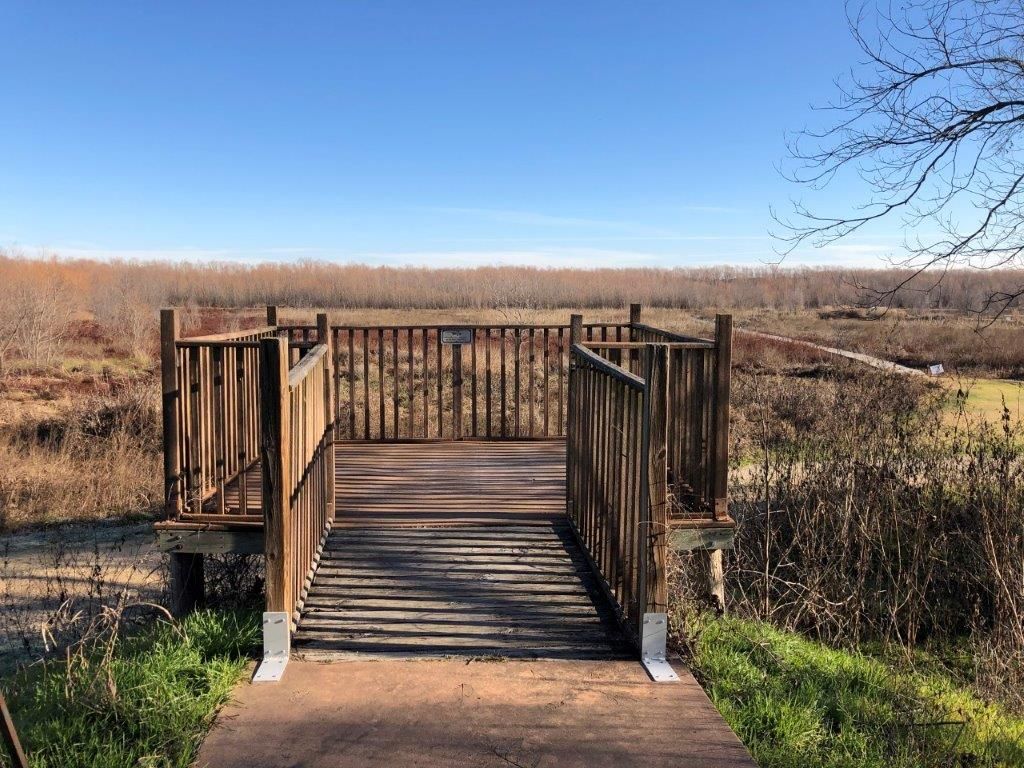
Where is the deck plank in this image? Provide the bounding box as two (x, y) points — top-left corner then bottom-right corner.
(291, 440), (628, 660)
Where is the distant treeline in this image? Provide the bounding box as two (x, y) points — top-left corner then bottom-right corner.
(3, 253), (1022, 312)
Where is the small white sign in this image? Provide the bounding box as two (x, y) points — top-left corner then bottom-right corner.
(440, 328), (473, 345)
(928, 363), (944, 376)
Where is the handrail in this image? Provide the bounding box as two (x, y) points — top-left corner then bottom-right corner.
(571, 343), (645, 388)
(583, 340), (716, 350)
(161, 311), (279, 521)
(287, 342), (328, 386)
(630, 321), (710, 344)
(327, 323), (628, 440)
(179, 325), (278, 343)
(260, 323), (335, 631)
(566, 341), (669, 644)
(325, 322), (626, 332)
(607, 315), (732, 522)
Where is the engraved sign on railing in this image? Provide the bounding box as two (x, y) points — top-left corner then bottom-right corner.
(440, 328), (473, 345)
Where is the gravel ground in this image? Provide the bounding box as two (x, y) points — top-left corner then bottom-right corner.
(0, 521), (164, 669)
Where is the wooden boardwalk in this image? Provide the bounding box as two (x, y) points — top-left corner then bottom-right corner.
(333, 440), (567, 527)
(294, 441), (628, 659)
(161, 309), (755, 767)
(214, 440), (567, 523)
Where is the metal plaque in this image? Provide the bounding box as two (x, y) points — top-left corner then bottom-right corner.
(440, 328), (473, 345)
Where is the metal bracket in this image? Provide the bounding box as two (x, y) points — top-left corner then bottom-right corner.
(252, 612), (290, 683)
(640, 612), (679, 683)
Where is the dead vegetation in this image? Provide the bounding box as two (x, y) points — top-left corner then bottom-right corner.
(0, 382), (162, 531)
(675, 365), (1024, 711)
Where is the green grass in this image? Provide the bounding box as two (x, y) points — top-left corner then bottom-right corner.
(0, 609), (258, 768)
(689, 617), (1024, 768)
(943, 378), (1024, 424)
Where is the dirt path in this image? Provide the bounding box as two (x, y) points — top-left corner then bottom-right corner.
(0, 521), (163, 667)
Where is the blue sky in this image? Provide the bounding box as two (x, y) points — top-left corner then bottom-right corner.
(0, 2), (899, 268)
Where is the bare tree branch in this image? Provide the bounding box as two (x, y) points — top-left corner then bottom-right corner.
(777, 0), (1024, 316)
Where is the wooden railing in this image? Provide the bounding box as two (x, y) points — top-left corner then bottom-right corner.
(328, 322), (627, 440)
(566, 340), (669, 641)
(160, 310), (277, 521)
(583, 314), (733, 522)
(260, 322), (335, 628)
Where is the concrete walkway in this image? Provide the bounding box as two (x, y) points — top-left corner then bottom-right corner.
(196, 659), (756, 767)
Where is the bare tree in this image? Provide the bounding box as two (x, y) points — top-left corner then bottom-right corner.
(0, 277), (74, 375)
(777, 0), (1024, 315)
(92, 278), (155, 361)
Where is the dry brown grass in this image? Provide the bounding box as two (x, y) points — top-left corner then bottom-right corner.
(737, 307), (1024, 377)
(0, 382), (161, 531)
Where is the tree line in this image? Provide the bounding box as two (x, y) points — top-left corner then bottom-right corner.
(4, 253), (1023, 314)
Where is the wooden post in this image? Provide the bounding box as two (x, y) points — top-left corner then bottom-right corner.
(0, 692), (28, 768)
(708, 314), (733, 612)
(168, 553), (205, 616)
(452, 342), (463, 439)
(260, 335), (292, 615)
(569, 314), (583, 346)
(628, 303), (642, 370)
(317, 313), (336, 521)
(707, 549), (726, 613)
(266, 305), (278, 327)
(641, 343), (669, 620)
(160, 309), (181, 519)
(566, 314), (583, 518)
(712, 314), (732, 520)
(162, 308), (204, 616)
(629, 303), (642, 339)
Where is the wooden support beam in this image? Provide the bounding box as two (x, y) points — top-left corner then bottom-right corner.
(452, 341), (463, 439)
(169, 552), (205, 616)
(266, 305), (278, 326)
(642, 343), (669, 618)
(629, 303), (642, 339)
(260, 335), (292, 614)
(707, 548), (726, 613)
(565, 314), (583, 520)
(569, 314), (583, 346)
(668, 525), (735, 552)
(710, 314), (733, 611)
(160, 309), (181, 520)
(712, 314), (732, 520)
(318, 312), (336, 521)
(157, 528), (264, 555)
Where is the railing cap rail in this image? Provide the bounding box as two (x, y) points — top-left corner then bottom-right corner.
(287, 342), (329, 387)
(629, 322), (712, 345)
(584, 340), (715, 350)
(326, 322), (626, 332)
(571, 342), (647, 390)
(177, 325), (277, 343)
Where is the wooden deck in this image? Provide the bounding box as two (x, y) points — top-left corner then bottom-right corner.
(334, 440), (566, 527)
(294, 440), (628, 659)
(213, 440), (567, 525)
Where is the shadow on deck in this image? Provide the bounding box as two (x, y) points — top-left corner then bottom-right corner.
(296, 440), (630, 660)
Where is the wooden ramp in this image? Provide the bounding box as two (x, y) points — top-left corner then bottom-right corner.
(293, 440), (629, 660)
